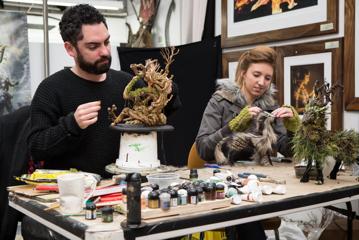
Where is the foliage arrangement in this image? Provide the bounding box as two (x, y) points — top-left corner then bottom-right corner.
(292, 81), (359, 184)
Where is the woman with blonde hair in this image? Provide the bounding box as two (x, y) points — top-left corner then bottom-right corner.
(195, 45), (300, 239)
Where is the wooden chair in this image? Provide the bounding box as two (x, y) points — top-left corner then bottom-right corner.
(187, 143), (281, 240)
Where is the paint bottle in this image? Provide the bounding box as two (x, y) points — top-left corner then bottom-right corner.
(178, 189), (188, 205)
(141, 190), (150, 208)
(216, 184), (225, 199)
(203, 184), (210, 201)
(159, 192), (171, 211)
(196, 186), (204, 202)
(210, 183), (217, 200)
(85, 201), (96, 220)
(169, 189), (179, 207)
(189, 169), (198, 181)
(188, 188), (198, 204)
(148, 191), (160, 208)
(101, 206), (114, 223)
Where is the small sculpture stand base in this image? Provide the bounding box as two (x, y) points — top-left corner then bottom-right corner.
(105, 124), (174, 175)
(105, 163), (180, 175)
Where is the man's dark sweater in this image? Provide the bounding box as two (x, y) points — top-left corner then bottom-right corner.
(28, 68), (180, 177)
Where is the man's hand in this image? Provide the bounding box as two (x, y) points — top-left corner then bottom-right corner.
(74, 101), (101, 129)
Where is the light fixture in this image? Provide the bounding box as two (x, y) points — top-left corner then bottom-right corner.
(3, 0), (125, 11)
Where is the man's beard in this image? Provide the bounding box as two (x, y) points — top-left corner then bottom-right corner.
(77, 53), (112, 74)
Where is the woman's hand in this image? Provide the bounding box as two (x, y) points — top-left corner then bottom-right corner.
(248, 106), (263, 117)
(271, 107), (294, 118)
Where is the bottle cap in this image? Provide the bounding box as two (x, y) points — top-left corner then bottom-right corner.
(102, 206), (113, 214)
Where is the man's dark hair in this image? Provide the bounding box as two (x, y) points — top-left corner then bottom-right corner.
(59, 4), (107, 45)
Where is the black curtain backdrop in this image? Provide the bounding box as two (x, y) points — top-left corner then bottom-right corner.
(202, 0), (215, 41)
(117, 36), (221, 166)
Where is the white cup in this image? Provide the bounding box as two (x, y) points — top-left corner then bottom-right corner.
(57, 173), (85, 214)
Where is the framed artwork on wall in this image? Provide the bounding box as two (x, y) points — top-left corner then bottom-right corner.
(275, 40), (343, 131)
(222, 50), (243, 79)
(344, 0), (358, 110)
(221, 0), (339, 48)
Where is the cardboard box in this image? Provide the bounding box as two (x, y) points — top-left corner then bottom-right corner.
(320, 216), (359, 240)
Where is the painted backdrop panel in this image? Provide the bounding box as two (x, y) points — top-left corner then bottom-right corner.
(0, 11), (31, 115)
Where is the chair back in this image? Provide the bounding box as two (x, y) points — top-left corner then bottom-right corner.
(187, 143), (206, 169)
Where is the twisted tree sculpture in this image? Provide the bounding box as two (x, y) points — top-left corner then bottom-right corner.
(108, 47), (179, 126)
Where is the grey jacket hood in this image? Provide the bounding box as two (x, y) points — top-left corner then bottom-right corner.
(216, 78), (277, 109)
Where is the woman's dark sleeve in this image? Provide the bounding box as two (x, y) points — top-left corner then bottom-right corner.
(195, 96), (232, 161)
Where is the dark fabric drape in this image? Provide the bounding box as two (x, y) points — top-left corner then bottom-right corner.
(202, 0), (215, 41)
(117, 36), (221, 166)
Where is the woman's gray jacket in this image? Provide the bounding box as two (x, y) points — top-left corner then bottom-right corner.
(195, 79), (294, 161)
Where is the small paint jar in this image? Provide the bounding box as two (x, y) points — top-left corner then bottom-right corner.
(101, 206), (114, 223)
(178, 189), (188, 205)
(203, 184), (210, 201)
(189, 169), (198, 181)
(169, 189), (179, 207)
(159, 192), (171, 211)
(213, 169), (221, 176)
(210, 183), (217, 200)
(141, 190), (151, 208)
(148, 191), (160, 209)
(188, 188), (198, 205)
(85, 201), (96, 220)
(196, 187), (204, 202)
(216, 184), (225, 199)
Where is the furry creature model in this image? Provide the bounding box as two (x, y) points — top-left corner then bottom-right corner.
(215, 112), (277, 166)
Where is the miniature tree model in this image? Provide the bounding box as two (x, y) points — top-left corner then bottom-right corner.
(292, 81), (359, 184)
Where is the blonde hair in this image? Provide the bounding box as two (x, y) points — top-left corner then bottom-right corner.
(235, 45), (277, 87)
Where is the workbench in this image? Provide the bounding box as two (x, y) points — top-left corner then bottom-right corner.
(8, 163), (359, 240)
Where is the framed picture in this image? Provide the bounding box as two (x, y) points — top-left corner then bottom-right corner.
(276, 40), (343, 131)
(222, 50), (244, 79)
(344, 0), (358, 110)
(290, 63), (324, 114)
(221, 0), (339, 48)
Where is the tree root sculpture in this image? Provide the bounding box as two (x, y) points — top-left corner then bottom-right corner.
(108, 47), (179, 126)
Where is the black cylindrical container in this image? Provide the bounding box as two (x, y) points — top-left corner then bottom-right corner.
(126, 172), (142, 226)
